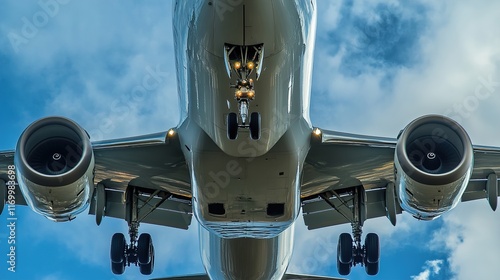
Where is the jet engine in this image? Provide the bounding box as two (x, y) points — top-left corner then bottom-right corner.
(394, 115), (473, 220)
(14, 117), (94, 221)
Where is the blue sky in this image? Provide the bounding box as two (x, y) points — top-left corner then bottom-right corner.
(1, 0), (500, 279)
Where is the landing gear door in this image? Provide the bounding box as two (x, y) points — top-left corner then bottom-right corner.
(223, 43), (264, 80)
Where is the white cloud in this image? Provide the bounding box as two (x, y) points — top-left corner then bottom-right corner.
(312, 0), (500, 140)
(318, 1), (344, 30)
(410, 259), (443, 280)
(430, 201), (500, 280)
(412, 270), (431, 280)
(427, 260), (443, 275)
(1, 0), (178, 140)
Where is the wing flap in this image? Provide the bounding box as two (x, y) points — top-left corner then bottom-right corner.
(87, 130), (193, 229)
(302, 186), (402, 230)
(88, 185), (192, 229)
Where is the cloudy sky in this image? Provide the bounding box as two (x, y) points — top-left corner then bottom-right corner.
(1, 0), (500, 279)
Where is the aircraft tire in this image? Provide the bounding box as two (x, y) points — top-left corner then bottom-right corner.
(138, 233), (153, 265)
(227, 112), (238, 140)
(110, 233), (126, 275)
(249, 112), (261, 140)
(111, 233), (126, 263)
(139, 245), (155, 275)
(338, 233), (353, 264)
(111, 260), (126, 275)
(364, 233), (379, 275)
(337, 258), (351, 276)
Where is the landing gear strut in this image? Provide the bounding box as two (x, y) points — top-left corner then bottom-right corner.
(224, 43), (263, 140)
(322, 185), (380, 276)
(110, 186), (155, 275)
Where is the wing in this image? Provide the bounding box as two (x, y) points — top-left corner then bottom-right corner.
(0, 130), (193, 229)
(88, 131), (192, 229)
(301, 127), (500, 230)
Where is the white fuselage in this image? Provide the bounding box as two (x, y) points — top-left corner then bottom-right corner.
(173, 1), (316, 279)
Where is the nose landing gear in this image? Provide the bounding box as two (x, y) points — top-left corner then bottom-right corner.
(224, 43), (263, 140)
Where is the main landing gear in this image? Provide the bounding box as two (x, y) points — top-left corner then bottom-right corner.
(336, 230), (380, 275)
(224, 43), (263, 140)
(321, 185), (380, 276)
(110, 186), (155, 275)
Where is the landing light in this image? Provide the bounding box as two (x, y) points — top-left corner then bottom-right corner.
(313, 128), (322, 136)
(247, 61), (255, 70)
(168, 129), (175, 137)
(234, 61), (241, 70)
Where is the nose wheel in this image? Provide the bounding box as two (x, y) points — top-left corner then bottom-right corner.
(249, 112), (261, 140)
(227, 111), (261, 140)
(224, 43), (263, 141)
(227, 112), (239, 140)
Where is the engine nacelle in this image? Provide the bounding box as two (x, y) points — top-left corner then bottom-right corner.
(14, 117), (94, 222)
(394, 115), (473, 220)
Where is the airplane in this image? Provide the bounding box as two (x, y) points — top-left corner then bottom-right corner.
(1, 0), (500, 279)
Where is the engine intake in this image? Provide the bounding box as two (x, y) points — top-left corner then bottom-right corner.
(395, 115), (473, 220)
(15, 117), (94, 221)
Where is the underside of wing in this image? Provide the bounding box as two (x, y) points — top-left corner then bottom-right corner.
(0, 117), (192, 228)
(462, 145), (500, 210)
(0, 116), (194, 276)
(302, 115), (500, 230)
(89, 131), (193, 228)
(301, 128), (398, 229)
(300, 115), (500, 276)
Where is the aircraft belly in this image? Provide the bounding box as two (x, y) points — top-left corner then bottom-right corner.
(200, 225), (294, 280)
(192, 148), (300, 238)
(177, 116), (311, 238)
